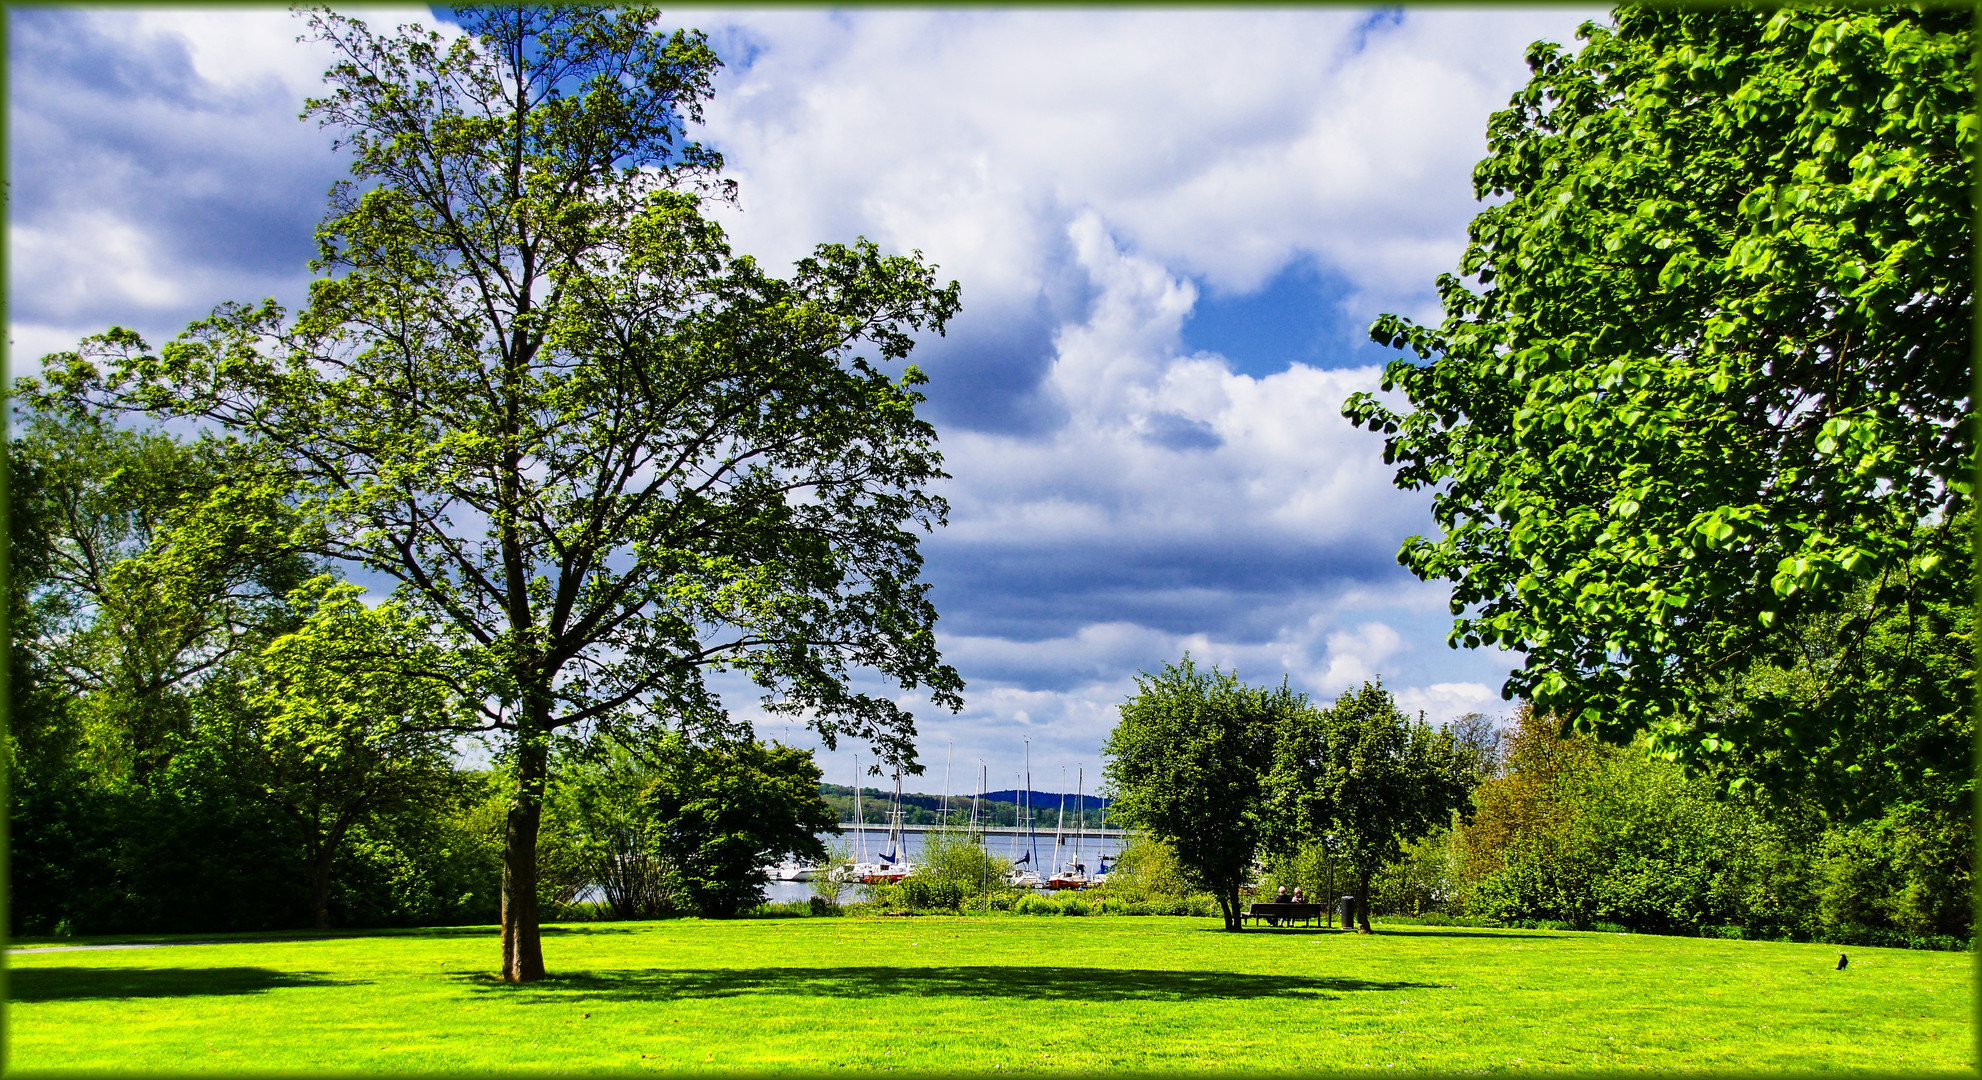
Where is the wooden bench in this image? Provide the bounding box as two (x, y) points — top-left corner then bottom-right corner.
(1241, 902), (1324, 927)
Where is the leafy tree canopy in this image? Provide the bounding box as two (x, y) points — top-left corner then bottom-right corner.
(1102, 656), (1286, 931)
(641, 733), (838, 918)
(1343, 7), (1972, 783)
(1309, 682), (1470, 931)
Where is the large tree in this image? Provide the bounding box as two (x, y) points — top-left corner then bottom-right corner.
(1102, 657), (1285, 931)
(30, 7), (963, 981)
(1341, 8), (1970, 786)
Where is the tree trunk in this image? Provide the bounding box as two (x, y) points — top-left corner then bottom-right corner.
(311, 813), (358, 931)
(1356, 869), (1373, 933)
(500, 726), (549, 982)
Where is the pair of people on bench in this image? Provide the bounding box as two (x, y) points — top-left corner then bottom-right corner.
(1265, 885), (1307, 925)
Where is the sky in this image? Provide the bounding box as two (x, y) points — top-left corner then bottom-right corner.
(8, 5), (1605, 795)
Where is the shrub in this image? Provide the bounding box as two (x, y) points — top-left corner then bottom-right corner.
(1372, 828), (1460, 916)
(897, 873), (965, 911)
(1102, 835), (1195, 904)
(1013, 893), (1061, 916)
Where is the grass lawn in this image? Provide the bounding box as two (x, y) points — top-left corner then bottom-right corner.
(6, 915), (1973, 1072)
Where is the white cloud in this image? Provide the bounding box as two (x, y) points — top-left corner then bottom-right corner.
(1394, 682), (1504, 727)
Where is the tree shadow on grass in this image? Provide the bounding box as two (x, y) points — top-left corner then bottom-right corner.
(8, 967), (363, 1003)
(1371, 930), (1572, 940)
(454, 965), (1440, 1004)
(1186, 926), (1567, 941)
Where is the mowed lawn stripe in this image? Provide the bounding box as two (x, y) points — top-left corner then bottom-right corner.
(6, 918), (1971, 1072)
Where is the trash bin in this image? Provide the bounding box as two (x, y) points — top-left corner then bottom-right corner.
(1338, 896), (1355, 929)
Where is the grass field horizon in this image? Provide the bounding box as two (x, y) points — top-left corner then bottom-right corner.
(7, 916), (1973, 1072)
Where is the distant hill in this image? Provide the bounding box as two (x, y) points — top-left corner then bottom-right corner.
(981, 789), (1111, 812)
(818, 783), (1110, 812)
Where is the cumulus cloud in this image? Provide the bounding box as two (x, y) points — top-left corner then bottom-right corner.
(7, 6), (443, 362)
(8, 6), (1583, 785)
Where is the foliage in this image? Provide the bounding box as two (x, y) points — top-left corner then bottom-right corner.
(642, 735), (838, 918)
(1342, 7), (1973, 778)
(1456, 710), (1968, 943)
(247, 577), (468, 928)
(9, 411), (312, 783)
(1371, 829), (1459, 918)
(904, 827), (1014, 910)
(321, 771), (504, 928)
(1099, 834), (1196, 904)
(1310, 682), (1471, 930)
(546, 745), (677, 919)
(1709, 519), (1973, 823)
(810, 837), (854, 905)
(26, 6), (963, 981)
(5, 411), (488, 937)
(1256, 839), (1344, 911)
(1102, 656), (1283, 930)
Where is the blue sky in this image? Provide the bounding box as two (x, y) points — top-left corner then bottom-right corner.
(8, 6), (1602, 791)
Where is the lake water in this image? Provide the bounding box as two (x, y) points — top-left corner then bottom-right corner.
(758, 825), (1127, 904)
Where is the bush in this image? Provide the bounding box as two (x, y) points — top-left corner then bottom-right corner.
(808, 896), (841, 917)
(1816, 923), (1970, 952)
(1372, 828), (1460, 916)
(1013, 893), (1062, 916)
(1102, 835), (1195, 904)
(897, 873), (966, 911)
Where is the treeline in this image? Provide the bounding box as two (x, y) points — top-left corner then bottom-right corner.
(6, 413), (837, 936)
(816, 785), (1109, 830)
(1104, 657), (1970, 948)
(1336, 705), (1972, 950)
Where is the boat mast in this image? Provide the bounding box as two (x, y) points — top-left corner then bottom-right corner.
(1024, 739), (1037, 871)
(893, 769), (906, 862)
(1054, 766), (1067, 876)
(852, 753), (866, 864)
(941, 742), (953, 829)
(970, 761), (984, 833)
(1075, 765), (1084, 875)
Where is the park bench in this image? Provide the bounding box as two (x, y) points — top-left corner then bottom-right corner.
(1241, 902), (1324, 927)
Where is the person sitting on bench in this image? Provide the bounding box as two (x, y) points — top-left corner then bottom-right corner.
(1268, 885), (1289, 925)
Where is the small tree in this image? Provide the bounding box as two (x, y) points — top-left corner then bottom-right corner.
(1102, 657), (1283, 931)
(549, 745), (676, 919)
(1318, 682), (1470, 932)
(250, 577), (467, 930)
(642, 734), (839, 917)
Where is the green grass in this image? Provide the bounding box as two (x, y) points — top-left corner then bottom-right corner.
(6, 916), (1973, 1072)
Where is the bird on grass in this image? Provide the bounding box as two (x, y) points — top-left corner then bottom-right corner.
(1836, 953), (1848, 970)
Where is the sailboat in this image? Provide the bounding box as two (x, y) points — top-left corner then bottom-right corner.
(858, 769), (914, 884)
(1006, 740), (1044, 889)
(1047, 765), (1091, 890)
(834, 753), (883, 883)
